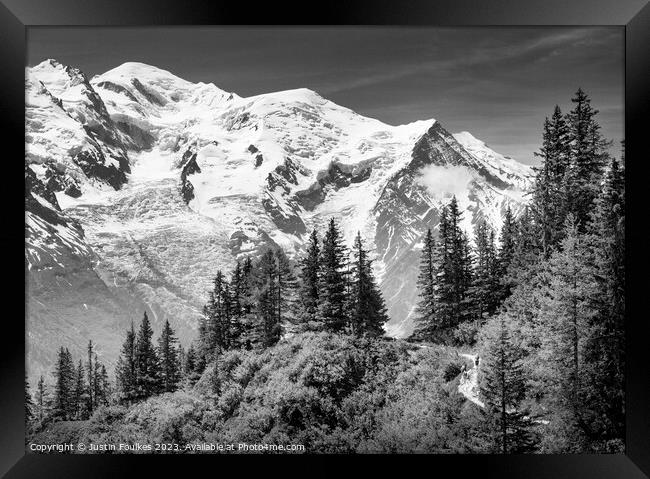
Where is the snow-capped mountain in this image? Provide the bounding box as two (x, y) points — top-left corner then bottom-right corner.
(25, 60), (533, 380)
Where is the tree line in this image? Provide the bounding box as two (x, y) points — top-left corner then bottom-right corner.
(27, 314), (186, 425)
(26, 222), (391, 424)
(188, 222), (388, 379)
(27, 341), (110, 423)
(413, 88), (625, 453)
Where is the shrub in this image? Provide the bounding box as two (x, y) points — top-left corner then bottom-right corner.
(443, 361), (464, 382)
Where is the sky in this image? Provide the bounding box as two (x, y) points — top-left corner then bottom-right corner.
(27, 27), (624, 165)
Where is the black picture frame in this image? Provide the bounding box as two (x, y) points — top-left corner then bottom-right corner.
(2, 0), (649, 477)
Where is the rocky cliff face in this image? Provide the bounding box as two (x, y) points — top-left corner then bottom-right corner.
(25, 60), (532, 380)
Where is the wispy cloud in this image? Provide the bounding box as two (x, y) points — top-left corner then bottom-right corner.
(320, 29), (607, 95)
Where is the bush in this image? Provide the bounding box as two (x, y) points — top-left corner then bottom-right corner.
(443, 361), (464, 382)
(452, 322), (480, 346)
(34, 332), (488, 453)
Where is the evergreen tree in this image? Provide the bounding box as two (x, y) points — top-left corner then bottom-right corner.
(435, 197), (473, 332)
(469, 221), (499, 323)
(276, 248), (299, 329)
(204, 271), (231, 356)
(183, 344), (201, 386)
(35, 375), (47, 422)
(255, 249), (282, 348)
(497, 205), (518, 302)
(580, 157), (625, 442)
(116, 322), (137, 404)
(73, 360), (87, 420)
(508, 206), (543, 283)
(349, 232), (388, 337)
(196, 314), (210, 371)
(86, 340), (95, 413)
(134, 312), (160, 400)
(480, 314), (537, 453)
(25, 378), (34, 425)
(534, 215), (597, 444)
(566, 88), (610, 229)
(95, 363), (110, 407)
(158, 320), (181, 393)
(532, 106), (572, 255)
(299, 229), (321, 328)
(413, 229), (438, 340)
(229, 261), (245, 348)
(317, 219), (349, 332)
(238, 256), (256, 350)
(92, 353), (107, 408)
(52, 347), (75, 420)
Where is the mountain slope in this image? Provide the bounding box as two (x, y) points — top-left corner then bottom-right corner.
(25, 60), (533, 380)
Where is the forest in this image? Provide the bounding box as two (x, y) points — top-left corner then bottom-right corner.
(26, 88), (625, 454)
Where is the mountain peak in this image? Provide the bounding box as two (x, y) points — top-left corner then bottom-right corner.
(95, 61), (191, 85)
(249, 87), (326, 106)
(29, 59), (91, 97)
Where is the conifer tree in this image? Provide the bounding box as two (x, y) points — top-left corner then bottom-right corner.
(238, 256), (257, 350)
(317, 219), (349, 332)
(566, 88), (610, 229)
(276, 248), (299, 328)
(413, 229), (438, 340)
(134, 311), (160, 400)
(470, 221), (499, 323)
(229, 261), (245, 348)
(536, 215), (596, 435)
(532, 106), (572, 255)
(196, 311), (210, 368)
(73, 360), (87, 420)
(92, 353), (108, 408)
(256, 249), (282, 347)
(435, 197), (473, 331)
(183, 344), (201, 386)
(349, 232), (388, 337)
(52, 347), (75, 420)
(25, 378), (34, 425)
(158, 319), (181, 393)
(497, 205), (518, 302)
(299, 229), (321, 328)
(116, 322), (137, 404)
(86, 340), (95, 413)
(508, 207), (543, 284)
(580, 157), (626, 441)
(480, 314), (537, 453)
(205, 271), (231, 356)
(96, 364), (111, 406)
(35, 375), (47, 422)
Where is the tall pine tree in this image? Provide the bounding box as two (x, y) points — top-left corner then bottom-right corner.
(158, 320), (181, 393)
(435, 197), (473, 332)
(480, 314), (537, 453)
(317, 219), (349, 332)
(276, 248), (299, 330)
(469, 221), (499, 323)
(52, 347), (74, 420)
(566, 88), (610, 229)
(349, 232), (388, 337)
(35, 375), (47, 423)
(116, 321), (137, 404)
(299, 229), (321, 328)
(413, 229), (438, 341)
(134, 312), (160, 400)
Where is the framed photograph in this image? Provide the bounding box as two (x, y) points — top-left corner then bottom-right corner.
(2, 0), (649, 476)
